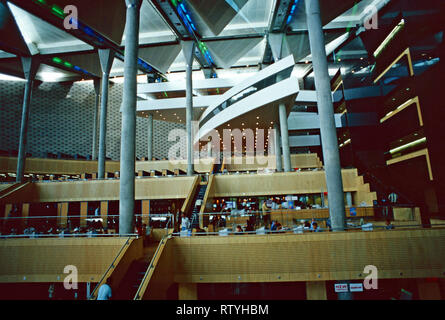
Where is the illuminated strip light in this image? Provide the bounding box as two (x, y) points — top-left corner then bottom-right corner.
(52, 57), (91, 76)
(373, 19), (405, 58)
(380, 97), (423, 125)
(339, 139), (351, 148)
(286, 0), (300, 25)
(389, 137), (426, 154)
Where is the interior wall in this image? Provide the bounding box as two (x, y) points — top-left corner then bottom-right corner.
(0, 80), (185, 160)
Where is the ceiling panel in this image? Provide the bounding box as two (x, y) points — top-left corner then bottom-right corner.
(187, 0), (249, 37)
(124, 0), (177, 46)
(8, 2), (92, 55)
(139, 44), (182, 74)
(206, 37), (264, 69)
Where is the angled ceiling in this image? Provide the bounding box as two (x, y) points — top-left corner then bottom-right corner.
(0, 0), (413, 81)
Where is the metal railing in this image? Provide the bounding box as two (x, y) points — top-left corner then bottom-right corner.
(0, 213), (157, 239)
(89, 236), (134, 300)
(133, 234), (170, 300)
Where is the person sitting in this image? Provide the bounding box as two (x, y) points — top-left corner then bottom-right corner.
(271, 220), (278, 231)
(385, 219), (395, 230)
(235, 225), (243, 235)
(311, 222), (321, 232)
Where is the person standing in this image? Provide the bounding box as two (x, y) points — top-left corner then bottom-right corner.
(180, 213), (190, 231)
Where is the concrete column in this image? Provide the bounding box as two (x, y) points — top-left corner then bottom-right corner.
(306, 0), (346, 232)
(182, 41), (195, 176)
(16, 57), (39, 183)
(119, 0), (142, 235)
(207, 140), (212, 158)
(97, 49), (115, 179)
(346, 192), (353, 207)
(279, 103), (291, 172)
(273, 123), (282, 172)
(92, 79), (100, 160)
(147, 113), (153, 160)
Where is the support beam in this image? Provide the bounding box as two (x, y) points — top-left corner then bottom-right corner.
(279, 103), (291, 172)
(97, 49), (115, 179)
(100, 201), (108, 228)
(119, 0), (142, 235)
(182, 41), (195, 176)
(147, 113), (153, 161)
(16, 57), (39, 182)
(273, 123), (282, 172)
(305, 0), (346, 232)
(92, 79), (101, 161)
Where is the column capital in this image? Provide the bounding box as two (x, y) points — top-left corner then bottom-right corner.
(125, 0), (142, 9)
(20, 56), (40, 81)
(98, 49), (115, 76)
(181, 41), (195, 67)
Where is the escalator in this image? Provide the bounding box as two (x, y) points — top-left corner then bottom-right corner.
(190, 183), (207, 229)
(113, 259), (150, 300)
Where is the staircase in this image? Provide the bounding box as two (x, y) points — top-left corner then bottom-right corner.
(113, 259), (150, 300)
(190, 183), (207, 229)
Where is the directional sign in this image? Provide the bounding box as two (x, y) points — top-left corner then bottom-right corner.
(334, 283), (349, 293)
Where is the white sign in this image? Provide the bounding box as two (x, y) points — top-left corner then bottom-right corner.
(349, 283), (364, 292)
(334, 283), (349, 293)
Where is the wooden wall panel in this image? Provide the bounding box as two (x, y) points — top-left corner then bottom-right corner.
(212, 169), (376, 205)
(0, 156), (119, 175)
(168, 229), (445, 283)
(1, 176), (196, 203)
(136, 159), (214, 174)
(223, 154), (323, 172)
(0, 238), (133, 283)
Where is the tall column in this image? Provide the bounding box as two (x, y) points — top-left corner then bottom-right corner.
(97, 49), (115, 178)
(119, 0), (142, 235)
(306, 0), (346, 232)
(273, 123), (282, 172)
(279, 103), (291, 172)
(207, 140), (212, 158)
(182, 41), (195, 176)
(269, 34), (292, 172)
(147, 113), (153, 160)
(92, 79), (100, 160)
(346, 192), (353, 207)
(16, 57), (39, 183)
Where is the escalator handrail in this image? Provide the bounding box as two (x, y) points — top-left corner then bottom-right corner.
(89, 236), (133, 300)
(133, 235), (169, 300)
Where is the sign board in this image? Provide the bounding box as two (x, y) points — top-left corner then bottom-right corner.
(349, 283), (364, 292)
(350, 207), (357, 217)
(334, 283), (349, 293)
